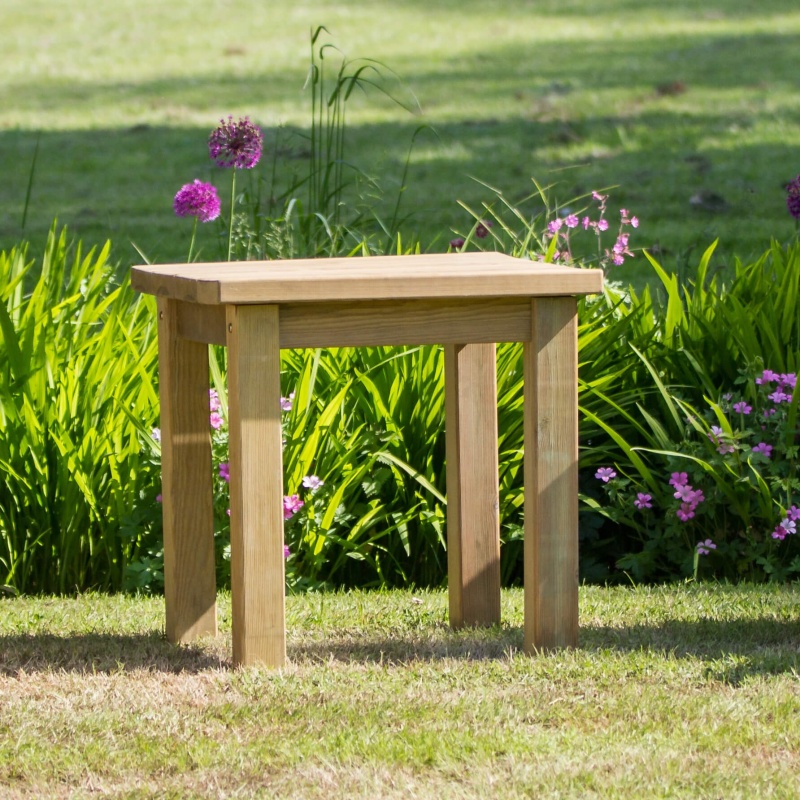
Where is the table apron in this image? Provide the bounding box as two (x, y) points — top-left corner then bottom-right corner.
(174, 297), (541, 348)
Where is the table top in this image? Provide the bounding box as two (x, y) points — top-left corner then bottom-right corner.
(131, 252), (603, 305)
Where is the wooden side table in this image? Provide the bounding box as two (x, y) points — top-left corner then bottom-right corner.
(131, 252), (603, 667)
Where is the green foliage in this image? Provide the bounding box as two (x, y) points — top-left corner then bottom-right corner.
(0, 225), (160, 593)
(585, 242), (800, 582)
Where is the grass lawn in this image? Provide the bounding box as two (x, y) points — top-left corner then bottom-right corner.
(2, 0), (800, 282)
(1, 583), (799, 798)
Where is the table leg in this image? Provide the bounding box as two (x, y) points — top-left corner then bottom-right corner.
(523, 297), (579, 651)
(157, 298), (217, 643)
(444, 343), (501, 627)
(226, 304), (285, 667)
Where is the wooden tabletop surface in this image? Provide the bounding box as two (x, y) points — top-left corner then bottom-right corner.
(131, 252), (603, 305)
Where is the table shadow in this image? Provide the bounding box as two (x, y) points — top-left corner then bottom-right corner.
(0, 631), (225, 675)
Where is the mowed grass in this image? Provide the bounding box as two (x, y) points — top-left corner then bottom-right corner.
(2, 0), (800, 278)
(1, 584), (799, 799)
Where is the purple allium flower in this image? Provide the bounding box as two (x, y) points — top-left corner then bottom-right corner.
(634, 492), (653, 510)
(786, 175), (800, 220)
(733, 401), (752, 415)
(696, 538), (716, 555)
(302, 475), (324, 490)
(595, 467), (617, 483)
(219, 462), (230, 483)
(209, 412), (224, 430)
(173, 179), (221, 222)
(752, 442), (773, 458)
(449, 237), (465, 249)
(208, 115), (263, 169)
(283, 494), (304, 520)
(475, 220), (493, 238)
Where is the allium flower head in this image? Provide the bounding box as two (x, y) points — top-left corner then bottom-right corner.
(449, 237), (465, 249)
(173, 179), (221, 222)
(208, 115), (264, 169)
(475, 220), (493, 238)
(787, 175), (800, 220)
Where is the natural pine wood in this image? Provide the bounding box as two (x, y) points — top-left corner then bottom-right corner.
(131, 252), (603, 305)
(156, 298), (217, 643)
(445, 343), (501, 627)
(226, 304), (286, 667)
(135, 255), (601, 667)
(523, 297), (580, 651)
(175, 297), (533, 348)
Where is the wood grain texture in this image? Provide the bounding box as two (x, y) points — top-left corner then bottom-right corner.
(523, 297), (579, 651)
(226, 304), (286, 667)
(157, 298), (217, 643)
(445, 343), (501, 627)
(132, 253), (603, 305)
(175, 297), (533, 348)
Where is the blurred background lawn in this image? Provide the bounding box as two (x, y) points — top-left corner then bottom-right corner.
(2, 0), (800, 280)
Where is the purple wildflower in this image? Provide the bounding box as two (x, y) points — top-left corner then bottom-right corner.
(768, 389), (792, 404)
(209, 412), (224, 430)
(302, 475), (324, 491)
(634, 492), (653, 510)
(209, 389), (221, 413)
(547, 218), (564, 234)
(669, 472), (689, 488)
(208, 115), (263, 169)
(565, 214), (580, 229)
(597, 218), (609, 232)
(696, 539), (717, 555)
(786, 175), (800, 219)
(284, 545), (291, 559)
(151, 427), (161, 443)
(173, 180), (221, 222)
(449, 237), (465, 249)
(756, 369), (779, 385)
(595, 467), (617, 483)
(280, 392), (295, 412)
(283, 494), (304, 520)
(732, 401), (752, 415)
(752, 442), (773, 458)
(219, 462), (230, 483)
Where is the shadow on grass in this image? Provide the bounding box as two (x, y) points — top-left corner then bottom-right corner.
(288, 613), (800, 682)
(3, 612), (797, 681)
(0, 631), (226, 675)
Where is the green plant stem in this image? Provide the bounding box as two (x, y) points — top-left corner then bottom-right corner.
(228, 169), (237, 261)
(187, 217), (198, 263)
